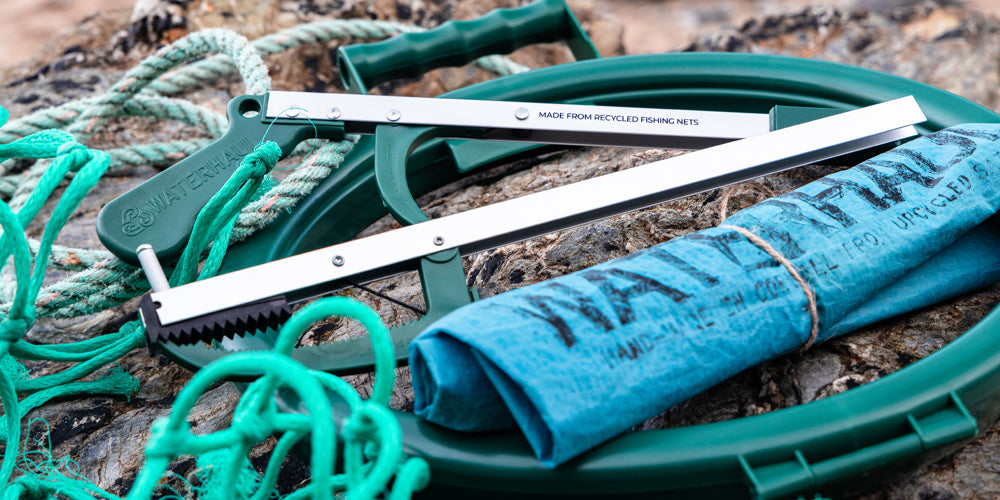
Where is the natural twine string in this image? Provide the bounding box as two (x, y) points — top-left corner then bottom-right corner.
(717, 186), (735, 223)
(720, 223), (820, 350)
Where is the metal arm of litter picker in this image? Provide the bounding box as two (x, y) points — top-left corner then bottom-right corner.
(138, 96), (921, 360)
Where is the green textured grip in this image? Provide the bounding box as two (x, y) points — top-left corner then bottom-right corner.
(96, 95), (345, 266)
(337, 0), (598, 94)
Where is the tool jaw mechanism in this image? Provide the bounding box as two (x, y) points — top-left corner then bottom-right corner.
(140, 293), (292, 347)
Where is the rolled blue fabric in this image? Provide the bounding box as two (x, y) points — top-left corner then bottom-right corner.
(410, 124), (1000, 467)
(826, 215), (1000, 337)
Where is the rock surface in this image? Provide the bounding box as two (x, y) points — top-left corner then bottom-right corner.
(1, 0), (999, 498)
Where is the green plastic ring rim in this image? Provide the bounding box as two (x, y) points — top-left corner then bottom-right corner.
(204, 53), (1000, 498)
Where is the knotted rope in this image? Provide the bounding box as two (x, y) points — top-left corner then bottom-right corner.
(0, 110), (127, 490)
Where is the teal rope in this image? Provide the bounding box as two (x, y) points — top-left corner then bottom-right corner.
(0, 107), (148, 490)
(128, 353), (336, 499)
(9, 328), (135, 360)
(27, 149), (109, 298)
(0, 157), (69, 486)
(170, 141), (280, 285)
(273, 297), (394, 404)
(0, 200), (31, 486)
(11, 326), (144, 394)
(0, 140), (60, 325)
(1, 146), (141, 397)
(126, 297), (427, 499)
(6, 159), (53, 213)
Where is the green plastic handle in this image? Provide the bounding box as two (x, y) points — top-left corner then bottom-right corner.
(336, 0), (598, 94)
(96, 95), (345, 266)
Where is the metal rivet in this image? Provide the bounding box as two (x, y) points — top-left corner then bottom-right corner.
(386, 109), (401, 122)
(285, 108), (302, 118)
(514, 107), (530, 120)
(433, 236), (445, 246)
(327, 107), (342, 120)
(332, 255), (345, 266)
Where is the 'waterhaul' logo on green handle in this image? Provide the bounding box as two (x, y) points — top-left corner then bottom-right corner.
(121, 207), (156, 236)
(118, 137), (254, 237)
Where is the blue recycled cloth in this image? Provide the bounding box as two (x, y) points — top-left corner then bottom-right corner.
(826, 216), (1000, 337)
(409, 124), (1000, 467)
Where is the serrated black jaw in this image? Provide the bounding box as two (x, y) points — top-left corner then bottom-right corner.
(141, 293), (292, 349)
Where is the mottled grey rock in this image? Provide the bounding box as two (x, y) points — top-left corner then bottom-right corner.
(125, 0), (189, 49)
(795, 351), (844, 403)
(21, 352), (239, 496)
(684, 4), (1000, 110)
(1, 69), (122, 118)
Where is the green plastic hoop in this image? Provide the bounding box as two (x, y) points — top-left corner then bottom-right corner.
(201, 53), (1000, 498)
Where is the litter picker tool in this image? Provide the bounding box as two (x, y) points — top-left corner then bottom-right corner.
(129, 97), (923, 354)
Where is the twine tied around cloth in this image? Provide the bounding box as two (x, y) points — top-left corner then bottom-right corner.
(720, 223), (820, 350)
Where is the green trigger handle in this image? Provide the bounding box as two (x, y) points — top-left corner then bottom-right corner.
(336, 0), (599, 94)
(96, 95), (345, 266)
